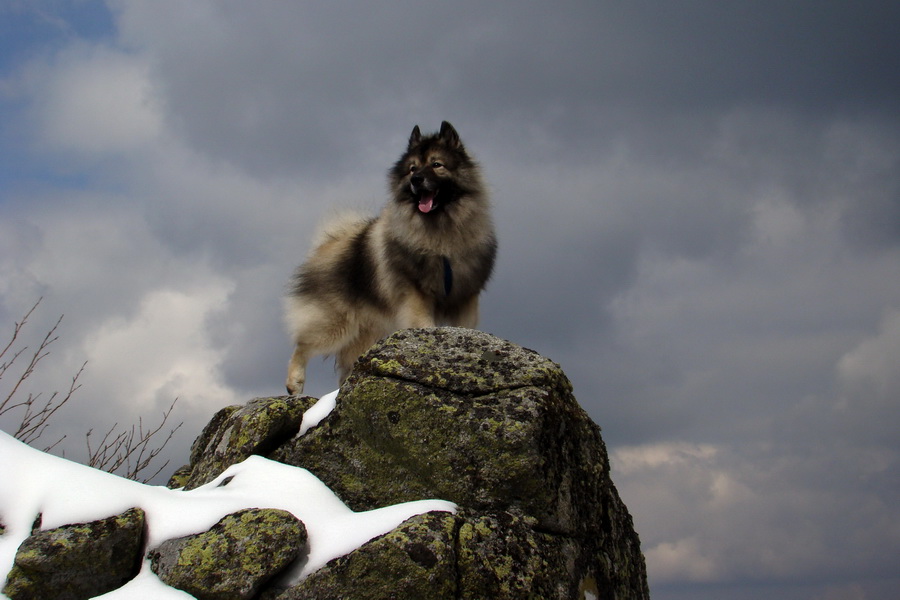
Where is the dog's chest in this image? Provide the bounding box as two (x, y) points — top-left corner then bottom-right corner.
(418, 255), (455, 299)
(385, 240), (482, 299)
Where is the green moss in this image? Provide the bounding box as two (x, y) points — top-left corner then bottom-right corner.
(150, 508), (306, 599)
(3, 508), (145, 600)
(285, 512), (457, 599)
(268, 329), (649, 598)
(369, 357), (405, 372)
(182, 396), (313, 489)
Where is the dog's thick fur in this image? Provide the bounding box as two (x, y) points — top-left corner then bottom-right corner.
(284, 121), (496, 394)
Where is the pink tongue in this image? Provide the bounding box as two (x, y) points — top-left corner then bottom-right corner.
(418, 195), (435, 213)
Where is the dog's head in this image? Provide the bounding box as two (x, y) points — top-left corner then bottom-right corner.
(389, 121), (480, 216)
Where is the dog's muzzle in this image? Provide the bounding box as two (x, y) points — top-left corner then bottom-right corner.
(410, 176), (438, 213)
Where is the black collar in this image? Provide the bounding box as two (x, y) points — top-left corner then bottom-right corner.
(442, 256), (453, 296)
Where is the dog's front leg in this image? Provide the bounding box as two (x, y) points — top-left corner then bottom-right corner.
(286, 344), (310, 395)
(453, 295), (480, 329)
(397, 291), (436, 329)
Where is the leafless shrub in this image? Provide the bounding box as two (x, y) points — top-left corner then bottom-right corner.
(0, 298), (78, 451)
(86, 399), (183, 483)
(2, 298), (183, 482)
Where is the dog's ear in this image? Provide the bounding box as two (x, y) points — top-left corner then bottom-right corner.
(408, 125), (422, 150)
(439, 121), (461, 148)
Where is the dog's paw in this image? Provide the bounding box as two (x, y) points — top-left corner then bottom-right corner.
(285, 378), (305, 396)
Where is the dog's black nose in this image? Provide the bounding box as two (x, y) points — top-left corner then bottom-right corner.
(410, 173), (423, 186)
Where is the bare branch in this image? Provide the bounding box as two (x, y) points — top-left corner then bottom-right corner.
(1, 299), (75, 451)
(1, 297), (48, 413)
(4, 299), (185, 483)
(13, 362), (86, 449)
(1, 315), (63, 413)
(0, 298), (42, 365)
(86, 398), (184, 483)
(86, 424), (129, 472)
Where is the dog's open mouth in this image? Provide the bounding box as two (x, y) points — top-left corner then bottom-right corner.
(411, 180), (439, 214)
(418, 192), (437, 214)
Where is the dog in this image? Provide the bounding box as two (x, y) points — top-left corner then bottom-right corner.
(284, 121), (497, 394)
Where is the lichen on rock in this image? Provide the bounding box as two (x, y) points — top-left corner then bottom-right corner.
(2, 327), (649, 599)
(271, 511), (458, 599)
(361, 326), (568, 394)
(268, 327), (649, 598)
(175, 395), (316, 490)
(148, 508), (307, 600)
(2, 507), (145, 600)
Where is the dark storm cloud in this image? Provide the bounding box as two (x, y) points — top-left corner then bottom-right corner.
(589, 2), (900, 111)
(113, 1), (900, 180)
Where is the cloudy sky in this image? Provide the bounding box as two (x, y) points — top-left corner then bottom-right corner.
(1, 1), (899, 598)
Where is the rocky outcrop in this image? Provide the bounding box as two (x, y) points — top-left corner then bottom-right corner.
(3, 508), (145, 600)
(185, 328), (648, 599)
(2, 327), (649, 599)
(272, 328), (617, 532)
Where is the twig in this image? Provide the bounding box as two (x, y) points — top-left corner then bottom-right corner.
(86, 398), (183, 483)
(4, 299), (185, 483)
(1, 298), (74, 450)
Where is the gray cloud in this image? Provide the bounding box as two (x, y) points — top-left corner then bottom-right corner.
(110, 2), (900, 178)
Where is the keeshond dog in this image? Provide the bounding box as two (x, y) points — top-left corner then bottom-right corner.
(284, 121), (497, 395)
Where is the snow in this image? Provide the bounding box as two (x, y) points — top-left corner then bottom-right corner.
(297, 388), (338, 435)
(0, 390), (455, 599)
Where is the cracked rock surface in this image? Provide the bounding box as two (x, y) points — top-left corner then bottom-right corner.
(267, 327), (649, 599)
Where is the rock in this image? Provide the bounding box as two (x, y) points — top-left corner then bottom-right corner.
(148, 508), (307, 600)
(166, 463), (193, 489)
(360, 326), (564, 394)
(268, 327), (649, 598)
(275, 508), (603, 600)
(272, 328), (579, 519)
(2, 328), (648, 599)
(271, 511), (458, 599)
(455, 510), (576, 599)
(177, 395), (316, 490)
(2, 507), (145, 600)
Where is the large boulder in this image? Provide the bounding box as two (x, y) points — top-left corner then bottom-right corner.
(266, 327), (649, 599)
(2, 508), (145, 600)
(274, 329), (611, 527)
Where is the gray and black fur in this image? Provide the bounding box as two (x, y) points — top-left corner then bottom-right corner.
(284, 121), (496, 394)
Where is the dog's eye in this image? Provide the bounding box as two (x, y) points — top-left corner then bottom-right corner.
(408, 164), (417, 173)
(431, 161), (444, 169)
